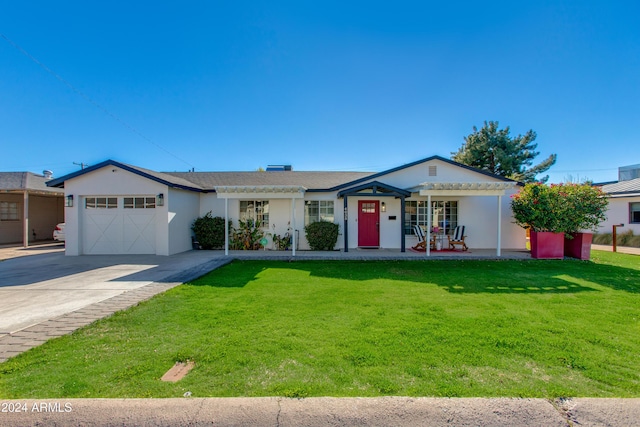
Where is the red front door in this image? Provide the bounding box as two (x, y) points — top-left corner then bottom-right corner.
(358, 200), (380, 247)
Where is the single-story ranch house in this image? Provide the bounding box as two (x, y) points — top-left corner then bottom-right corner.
(46, 155), (527, 256)
(597, 164), (640, 235)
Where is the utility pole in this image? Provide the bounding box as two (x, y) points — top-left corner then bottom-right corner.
(73, 162), (88, 170)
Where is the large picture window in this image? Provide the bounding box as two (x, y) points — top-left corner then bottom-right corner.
(404, 200), (458, 235)
(0, 201), (18, 220)
(240, 200), (269, 227)
(631, 202), (640, 224)
(305, 201), (334, 225)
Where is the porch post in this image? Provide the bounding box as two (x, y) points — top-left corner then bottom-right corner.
(426, 195), (432, 257)
(224, 197), (229, 256)
(497, 195), (502, 257)
(343, 196), (349, 252)
(291, 197), (296, 257)
(400, 197), (406, 252)
(23, 192), (29, 248)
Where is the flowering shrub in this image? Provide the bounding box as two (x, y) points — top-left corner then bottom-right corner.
(511, 183), (608, 234)
(560, 183), (608, 233)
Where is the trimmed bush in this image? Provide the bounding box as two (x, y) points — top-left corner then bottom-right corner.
(305, 221), (339, 251)
(191, 212), (226, 249)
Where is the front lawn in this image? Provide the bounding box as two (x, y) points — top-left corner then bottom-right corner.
(1, 251), (639, 398)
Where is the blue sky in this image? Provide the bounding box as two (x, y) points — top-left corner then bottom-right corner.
(1, 1), (638, 183)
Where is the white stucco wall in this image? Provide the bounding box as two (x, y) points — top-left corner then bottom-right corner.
(167, 188), (201, 255)
(336, 159), (526, 251)
(598, 196), (640, 235)
(63, 166), (168, 256)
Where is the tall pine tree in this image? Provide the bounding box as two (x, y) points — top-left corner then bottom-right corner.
(452, 121), (557, 183)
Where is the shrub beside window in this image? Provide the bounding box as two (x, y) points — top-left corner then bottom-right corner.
(191, 212), (226, 249)
(304, 221), (339, 251)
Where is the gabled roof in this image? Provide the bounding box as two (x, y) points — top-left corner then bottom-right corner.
(600, 177), (640, 197)
(320, 155), (519, 192)
(45, 155), (518, 193)
(47, 160), (205, 192)
(337, 180), (412, 198)
(0, 172), (63, 194)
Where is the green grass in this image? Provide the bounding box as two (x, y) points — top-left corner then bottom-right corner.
(1, 251), (640, 398)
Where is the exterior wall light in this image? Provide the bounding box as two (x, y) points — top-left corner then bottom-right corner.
(65, 195), (73, 207)
(381, 201), (386, 212)
(157, 193), (164, 206)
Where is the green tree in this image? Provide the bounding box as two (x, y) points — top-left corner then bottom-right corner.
(452, 121), (557, 183)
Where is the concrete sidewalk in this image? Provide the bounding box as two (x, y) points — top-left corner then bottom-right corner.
(1, 397), (639, 426)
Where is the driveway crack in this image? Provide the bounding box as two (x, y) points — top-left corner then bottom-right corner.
(549, 397), (580, 426)
(276, 397), (282, 427)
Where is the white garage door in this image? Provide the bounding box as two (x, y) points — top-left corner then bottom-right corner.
(82, 196), (157, 255)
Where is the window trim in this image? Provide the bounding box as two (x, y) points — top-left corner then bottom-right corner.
(404, 200), (458, 235)
(239, 200), (270, 228)
(0, 201), (19, 221)
(630, 202), (640, 224)
(304, 200), (335, 225)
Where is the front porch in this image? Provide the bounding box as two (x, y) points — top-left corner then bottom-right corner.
(221, 247), (533, 261)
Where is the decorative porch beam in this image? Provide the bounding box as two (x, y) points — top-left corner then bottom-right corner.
(426, 195), (432, 257)
(400, 197), (406, 252)
(292, 197), (296, 257)
(224, 198), (229, 256)
(343, 196), (349, 252)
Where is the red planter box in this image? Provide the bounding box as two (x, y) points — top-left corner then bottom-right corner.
(530, 231), (565, 259)
(564, 232), (593, 260)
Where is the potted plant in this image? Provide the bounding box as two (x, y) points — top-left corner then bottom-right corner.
(510, 183), (568, 259)
(560, 184), (608, 260)
(511, 183), (609, 259)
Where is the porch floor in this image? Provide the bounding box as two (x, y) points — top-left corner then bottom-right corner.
(224, 248), (533, 261)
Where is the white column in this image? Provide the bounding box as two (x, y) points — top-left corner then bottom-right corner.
(23, 192), (29, 248)
(426, 195), (432, 257)
(291, 197), (296, 257)
(497, 195), (502, 257)
(224, 198), (229, 256)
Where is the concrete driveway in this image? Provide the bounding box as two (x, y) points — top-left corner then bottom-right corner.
(0, 249), (226, 335)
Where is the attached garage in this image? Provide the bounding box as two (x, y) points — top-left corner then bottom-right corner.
(47, 161), (205, 256)
(81, 196), (157, 255)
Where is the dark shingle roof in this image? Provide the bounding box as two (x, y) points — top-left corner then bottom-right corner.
(0, 172), (63, 194)
(46, 155), (517, 192)
(163, 171), (374, 191)
(46, 160), (205, 191)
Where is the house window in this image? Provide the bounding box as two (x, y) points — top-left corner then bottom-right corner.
(124, 197), (156, 209)
(305, 201), (335, 225)
(240, 200), (269, 227)
(631, 203), (640, 224)
(0, 201), (19, 221)
(404, 201), (458, 235)
(85, 197), (118, 209)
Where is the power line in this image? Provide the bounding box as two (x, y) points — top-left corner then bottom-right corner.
(1, 32), (196, 170)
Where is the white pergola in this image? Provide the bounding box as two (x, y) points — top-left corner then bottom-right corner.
(417, 182), (517, 256)
(214, 185), (307, 256)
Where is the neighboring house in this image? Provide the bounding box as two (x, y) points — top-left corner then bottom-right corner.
(46, 156), (526, 256)
(597, 164), (640, 235)
(0, 171), (65, 246)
